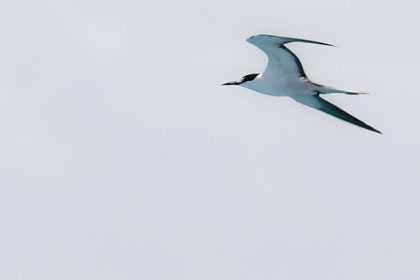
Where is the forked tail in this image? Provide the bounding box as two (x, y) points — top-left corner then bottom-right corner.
(317, 85), (368, 95)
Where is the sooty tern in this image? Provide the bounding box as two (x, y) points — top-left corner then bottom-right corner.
(223, 34), (381, 134)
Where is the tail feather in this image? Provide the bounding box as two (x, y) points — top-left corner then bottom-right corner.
(304, 78), (368, 95)
(318, 86), (368, 95)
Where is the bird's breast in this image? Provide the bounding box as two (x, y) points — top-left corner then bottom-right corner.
(248, 75), (302, 96)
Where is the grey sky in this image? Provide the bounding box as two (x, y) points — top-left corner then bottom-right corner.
(1, 0), (419, 279)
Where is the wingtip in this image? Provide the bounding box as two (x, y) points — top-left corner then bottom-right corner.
(323, 42), (336, 48)
(374, 129), (383, 134)
(305, 40), (335, 47)
(369, 126), (382, 134)
(246, 34), (336, 48)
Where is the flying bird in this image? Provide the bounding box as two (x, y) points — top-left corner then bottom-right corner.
(223, 35), (381, 134)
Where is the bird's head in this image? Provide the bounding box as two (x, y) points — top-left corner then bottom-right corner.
(222, 73), (260, 87)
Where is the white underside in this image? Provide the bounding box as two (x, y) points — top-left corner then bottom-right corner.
(241, 73), (318, 97)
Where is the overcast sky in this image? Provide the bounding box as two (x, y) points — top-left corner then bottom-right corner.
(1, 0), (420, 279)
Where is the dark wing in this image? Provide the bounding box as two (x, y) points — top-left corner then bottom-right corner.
(247, 34), (334, 78)
(291, 94), (382, 134)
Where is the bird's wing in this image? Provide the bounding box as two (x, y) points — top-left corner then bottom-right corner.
(247, 34), (334, 78)
(291, 94), (381, 133)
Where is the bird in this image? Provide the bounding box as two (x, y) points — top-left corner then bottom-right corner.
(223, 34), (381, 134)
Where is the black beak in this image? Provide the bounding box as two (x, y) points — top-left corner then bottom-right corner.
(222, 81), (239, 86)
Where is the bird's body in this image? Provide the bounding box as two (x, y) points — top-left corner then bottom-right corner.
(242, 74), (315, 97)
(223, 34), (381, 133)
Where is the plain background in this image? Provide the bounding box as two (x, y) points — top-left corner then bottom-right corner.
(1, 0), (419, 279)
